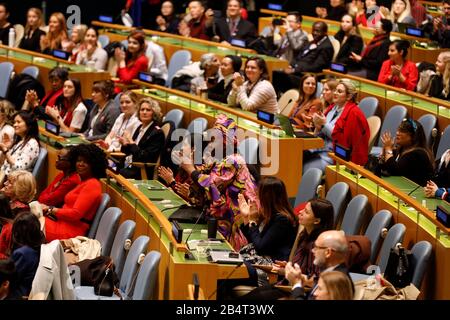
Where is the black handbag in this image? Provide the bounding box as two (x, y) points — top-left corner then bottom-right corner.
(73, 256), (121, 297)
(384, 244), (413, 288)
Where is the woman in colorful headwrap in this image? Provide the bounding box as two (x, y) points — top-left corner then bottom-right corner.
(179, 114), (258, 250)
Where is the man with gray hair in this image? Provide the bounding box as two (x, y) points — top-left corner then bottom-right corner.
(285, 230), (354, 300)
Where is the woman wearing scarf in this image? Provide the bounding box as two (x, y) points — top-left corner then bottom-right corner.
(179, 114), (258, 251)
(349, 19), (392, 80)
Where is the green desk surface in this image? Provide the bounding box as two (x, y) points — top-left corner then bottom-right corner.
(107, 29), (280, 62)
(355, 81), (450, 119)
(38, 121), (86, 147)
(329, 165), (450, 247)
(107, 178), (235, 264)
(0, 48), (94, 72)
(135, 88), (294, 139)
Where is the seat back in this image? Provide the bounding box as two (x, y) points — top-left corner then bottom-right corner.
(358, 97), (379, 119)
(95, 207), (122, 256)
(0, 62), (14, 98)
(418, 114), (437, 147)
(364, 210), (392, 264)
(237, 137), (259, 165)
(166, 50), (192, 88)
(32, 148), (48, 195)
(119, 235), (149, 296)
(132, 251), (161, 300)
(14, 24), (25, 47)
(378, 223), (406, 273)
(375, 105), (407, 147)
(87, 193), (111, 238)
(410, 240), (432, 289)
(98, 34), (110, 48)
(325, 182), (350, 228)
(294, 168), (322, 207)
(113, 92), (122, 109)
(187, 117), (208, 135)
(367, 116), (381, 149)
(110, 220), (136, 279)
(278, 89), (299, 116)
(340, 194), (368, 235)
(436, 125), (450, 160)
(22, 66), (39, 79)
(164, 109), (184, 129)
(315, 81), (323, 99)
(329, 36), (340, 61)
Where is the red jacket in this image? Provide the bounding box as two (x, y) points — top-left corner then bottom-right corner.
(378, 59), (419, 91)
(45, 178), (102, 241)
(38, 172), (81, 207)
(117, 54), (149, 84)
(325, 101), (370, 166)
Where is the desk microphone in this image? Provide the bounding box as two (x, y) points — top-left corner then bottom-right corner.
(407, 184), (422, 196)
(279, 99), (293, 114)
(183, 205), (208, 260)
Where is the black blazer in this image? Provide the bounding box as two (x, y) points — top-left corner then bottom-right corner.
(207, 78), (234, 104)
(240, 213), (297, 262)
(360, 36), (390, 81)
(83, 100), (121, 141)
(121, 122), (165, 178)
(291, 263), (351, 300)
(293, 37), (334, 74)
(334, 32), (364, 70)
(212, 17), (257, 45)
(19, 29), (46, 53)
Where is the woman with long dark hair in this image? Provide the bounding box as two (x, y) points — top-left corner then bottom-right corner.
(156, 1), (180, 34)
(114, 30), (149, 91)
(0, 111), (39, 179)
(288, 74), (323, 130)
(378, 40), (418, 90)
(379, 118), (434, 186)
(45, 78), (88, 133)
(334, 14), (364, 70)
(228, 56), (278, 114)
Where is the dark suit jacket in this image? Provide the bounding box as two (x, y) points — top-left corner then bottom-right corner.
(11, 246), (40, 299)
(120, 122), (165, 179)
(212, 17), (257, 45)
(293, 37), (334, 74)
(290, 263), (352, 300)
(334, 32), (364, 70)
(359, 36), (390, 81)
(207, 78), (234, 104)
(83, 100), (121, 141)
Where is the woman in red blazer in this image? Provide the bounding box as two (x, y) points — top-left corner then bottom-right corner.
(114, 30), (149, 92)
(42, 144), (107, 241)
(378, 40), (419, 91)
(304, 79), (370, 173)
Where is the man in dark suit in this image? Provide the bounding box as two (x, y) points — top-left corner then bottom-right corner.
(210, 0), (257, 46)
(272, 21), (334, 96)
(285, 230), (354, 300)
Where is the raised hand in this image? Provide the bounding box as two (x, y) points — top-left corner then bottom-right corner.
(158, 166), (174, 185)
(381, 131), (394, 149)
(285, 262), (303, 286)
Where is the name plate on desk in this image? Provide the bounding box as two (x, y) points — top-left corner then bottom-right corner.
(257, 110), (275, 124)
(436, 205), (450, 228)
(99, 15), (114, 23)
(330, 63), (347, 74)
(267, 3), (283, 10)
(45, 120), (60, 136)
(138, 72), (153, 83)
(406, 27), (423, 38)
(335, 143), (351, 161)
(52, 49), (70, 60)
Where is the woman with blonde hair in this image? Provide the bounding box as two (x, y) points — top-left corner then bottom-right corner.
(119, 98), (165, 179)
(313, 271), (354, 300)
(320, 79), (338, 110)
(96, 90), (141, 151)
(387, 0), (416, 32)
(428, 51), (450, 100)
(0, 100), (15, 151)
(64, 24), (88, 62)
(40, 12), (68, 54)
(19, 8), (46, 53)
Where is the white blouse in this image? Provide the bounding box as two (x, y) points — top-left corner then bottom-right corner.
(105, 113), (141, 151)
(1, 138), (40, 175)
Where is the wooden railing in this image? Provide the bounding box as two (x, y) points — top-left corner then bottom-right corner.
(92, 21), (257, 54)
(0, 44), (75, 65)
(105, 169), (189, 253)
(323, 69), (450, 111)
(329, 153), (450, 234)
(132, 80), (281, 130)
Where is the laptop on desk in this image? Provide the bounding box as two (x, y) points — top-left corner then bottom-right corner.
(276, 114), (315, 138)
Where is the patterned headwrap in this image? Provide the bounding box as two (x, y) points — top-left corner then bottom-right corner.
(212, 114), (238, 148)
